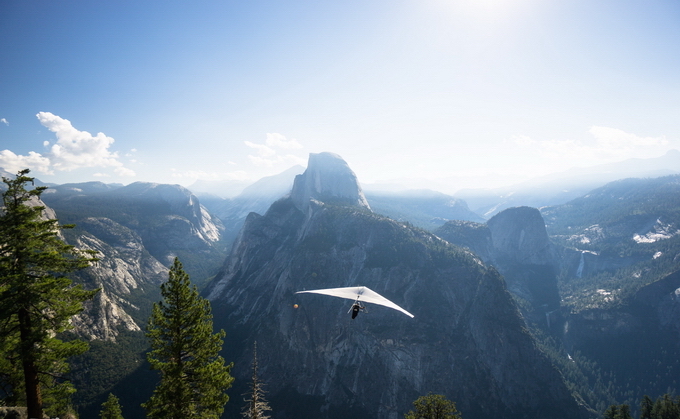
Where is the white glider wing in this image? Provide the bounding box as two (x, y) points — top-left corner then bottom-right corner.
(296, 286), (414, 318)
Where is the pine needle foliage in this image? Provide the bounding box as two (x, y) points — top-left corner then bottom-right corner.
(100, 393), (124, 419)
(143, 258), (234, 419)
(242, 341), (271, 419)
(0, 169), (98, 419)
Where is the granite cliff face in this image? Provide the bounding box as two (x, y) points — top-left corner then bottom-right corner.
(207, 154), (584, 419)
(290, 152), (370, 213)
(486, 206), (555, 266)
(42, 181), (225, 272)
(69, 217), (168, 340)
(106, 182), (223, 263)
(435, 207), (560, 313)
(40, 182), (228, 340)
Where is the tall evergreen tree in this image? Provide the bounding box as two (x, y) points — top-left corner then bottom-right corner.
(652, 394), (680, 419)
(0, 169), (98, 419)
(242, 341), (271, 419)
(100, 393), (124, 419)
(641, 395), (655, 419)
(405, 393), (462, 419)
(602, 405), (618, 419)
(143, 258), (234, 419)
(618, 404), (633, 419)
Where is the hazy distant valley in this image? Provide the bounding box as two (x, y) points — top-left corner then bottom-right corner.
(2, 150), (680, 418)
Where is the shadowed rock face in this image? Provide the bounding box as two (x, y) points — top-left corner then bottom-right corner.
(206, 154), (585, 419)
(207, 200), (584, 419)
(486, 206), (555, 266)
(435, 207), (561, 312)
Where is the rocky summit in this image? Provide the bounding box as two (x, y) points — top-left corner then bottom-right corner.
(290, 151), (370, 213)
(206, 153), (585, 419)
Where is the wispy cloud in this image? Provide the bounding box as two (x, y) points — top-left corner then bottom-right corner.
(588, 126), (668, 150)
(0, 118), (8, 126)
(245, 133), (306, 167)
(244, 141), (276, 158)
(513, 126), (675, 163)
(0, 112), (136, 177)
(264, 132), (302, 149)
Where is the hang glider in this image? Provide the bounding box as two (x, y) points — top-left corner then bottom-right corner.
(295, 286), (414, 318)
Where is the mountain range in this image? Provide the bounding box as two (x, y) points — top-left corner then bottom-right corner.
(455, 149), (680, 218)
(1, 151), (679, 418)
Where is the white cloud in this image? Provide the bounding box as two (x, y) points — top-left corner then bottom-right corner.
(1, 118), (8, 126)
(0, 150), (52, 174)
(0, 113), (137, 178)
(245, 133), (305, 167)
(511, 134), (534, 147)
(114, 166), (136, 177)
(244, 141), (276, 158)
(589, 126), (668, 150)
(37, 112), (127, 172)
(265, 133), (303, 149)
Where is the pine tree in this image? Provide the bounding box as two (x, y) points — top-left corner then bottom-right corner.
(602, 405), (618, 419)
(100, 393), (124, 419)
(618, 404), (632, 419)
(651, 394), (680, 419)
(641, 395), (655, 419)
(405, 393), (462, 419)
(242, 341), (272, 419)
(0, 169), (98, 419)
(143, 258), (234, 419)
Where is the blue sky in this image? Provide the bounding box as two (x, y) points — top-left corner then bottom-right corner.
(2, 0), (680, 194)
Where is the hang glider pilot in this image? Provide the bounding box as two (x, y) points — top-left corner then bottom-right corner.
(351, 301), (365, 319)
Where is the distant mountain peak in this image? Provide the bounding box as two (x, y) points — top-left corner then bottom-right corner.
(290, 152), (370, 213)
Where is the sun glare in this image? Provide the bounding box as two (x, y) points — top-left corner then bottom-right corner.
(432, 0), (535, 26)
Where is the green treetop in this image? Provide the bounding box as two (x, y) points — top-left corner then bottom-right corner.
(143, 257), (234, 419)
(640, 395), (655, 419)
(0, 169), (98, 419)
(405, 393), (462, 419)
(651, 394), (680, 419)
(100, 393), (125, 419)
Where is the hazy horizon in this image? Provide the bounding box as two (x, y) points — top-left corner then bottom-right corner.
(5, 147), (677, 201)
